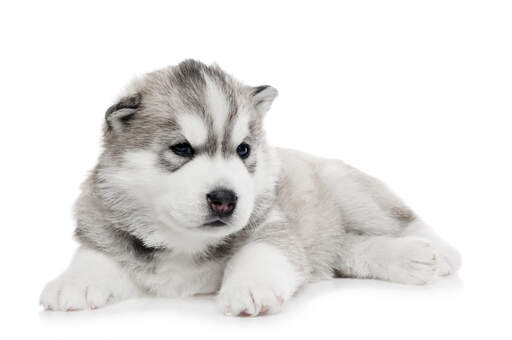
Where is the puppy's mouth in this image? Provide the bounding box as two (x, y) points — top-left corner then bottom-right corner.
(202, 219), (228, 228)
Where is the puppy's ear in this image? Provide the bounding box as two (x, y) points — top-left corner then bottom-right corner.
(251, 85), (278, 115)
(105, 93), (142, 132)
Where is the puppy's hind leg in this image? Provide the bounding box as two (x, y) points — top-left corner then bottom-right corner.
(401, 219), (462, 276)
(331, 165), (461, 281)
(337, 233), (446, 285)
(40, 247), (141, 311)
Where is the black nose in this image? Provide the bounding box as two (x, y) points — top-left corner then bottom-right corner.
(206, 189), (237, 217)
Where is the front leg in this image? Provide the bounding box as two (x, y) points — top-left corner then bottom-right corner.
(217, 242), (304, 316)
(40, 247), (141, 311)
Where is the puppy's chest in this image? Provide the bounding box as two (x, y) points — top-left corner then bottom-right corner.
(136, 252), (226, 297)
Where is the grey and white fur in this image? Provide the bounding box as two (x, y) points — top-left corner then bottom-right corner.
(40, 60), (461, 316)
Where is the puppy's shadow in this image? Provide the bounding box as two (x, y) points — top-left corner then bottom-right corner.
(39, 275), (463, 323)
(302, 274), (463, 297)
(39, 294), (219, 322)
(287, 275), (463, 311)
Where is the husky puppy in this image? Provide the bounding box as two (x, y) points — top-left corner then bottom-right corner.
(40, 60), (461, 316)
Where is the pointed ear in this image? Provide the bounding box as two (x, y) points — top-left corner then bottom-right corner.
(251, 85), (278, 115)
(105, 93), (142, 132)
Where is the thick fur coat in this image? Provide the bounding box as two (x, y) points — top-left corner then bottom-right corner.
(40, 60), (461, 316)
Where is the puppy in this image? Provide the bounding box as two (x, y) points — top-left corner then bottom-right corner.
(40, 60), (461, 316)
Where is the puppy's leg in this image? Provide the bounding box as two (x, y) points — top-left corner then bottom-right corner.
(339, 233), (450, 285)
(330, 164), (461, 283)
(40, 247), (140, 311)
(217, 242), (305, 316)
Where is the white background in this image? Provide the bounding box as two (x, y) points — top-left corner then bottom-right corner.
(1, 1), (511, 339)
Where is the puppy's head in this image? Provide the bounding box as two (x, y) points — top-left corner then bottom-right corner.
(99, 60), (278, 241)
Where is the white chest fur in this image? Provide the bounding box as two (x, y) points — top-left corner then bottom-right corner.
(136, 252), (226, 297)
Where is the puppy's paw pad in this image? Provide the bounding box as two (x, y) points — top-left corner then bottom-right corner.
(217, 286), (285, 317)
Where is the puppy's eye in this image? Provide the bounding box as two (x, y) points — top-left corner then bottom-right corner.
(170, 142), (194, 157)
(236, 142), (251, 159)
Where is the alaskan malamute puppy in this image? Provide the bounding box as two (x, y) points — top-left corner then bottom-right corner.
(40, 60), (461, 316)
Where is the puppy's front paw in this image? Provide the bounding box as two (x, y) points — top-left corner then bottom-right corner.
(217, 282), (287, 317)
(40, 277), (115, 311)
(40, 248), (140, 311)
(217, 242), (302, 317)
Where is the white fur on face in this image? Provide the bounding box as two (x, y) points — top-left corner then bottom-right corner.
(106, 149), (256, 252)
(177, 113), (208, 146)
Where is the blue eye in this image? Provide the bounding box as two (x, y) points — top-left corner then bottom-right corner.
(236, 142), (250, 159)
(170, 142), (194, 157)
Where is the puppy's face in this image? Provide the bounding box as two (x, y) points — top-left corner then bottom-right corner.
(100, 60), (277, 240)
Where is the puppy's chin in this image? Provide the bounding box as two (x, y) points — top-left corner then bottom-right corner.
(193, 223), (243, 237)
(159, 212), (249, 239)
(192, 213), (251, 237)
